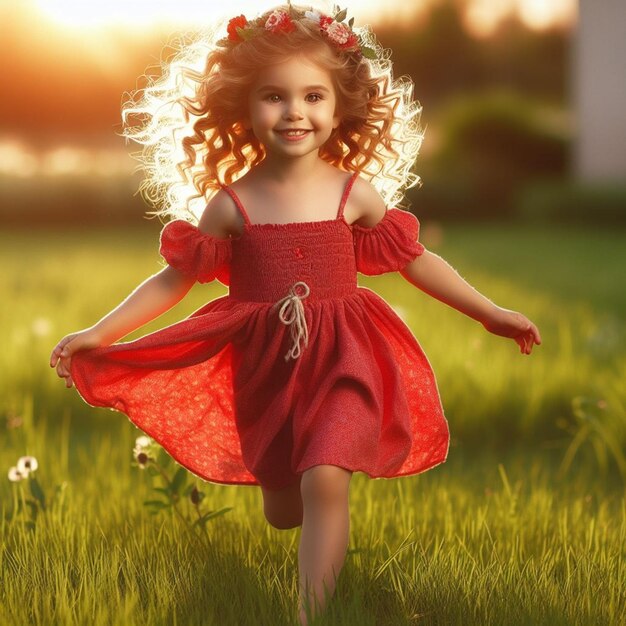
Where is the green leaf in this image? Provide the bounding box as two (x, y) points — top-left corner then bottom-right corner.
(25, 499), (39, 517)
(237, 27), (255, 41)
(143, 499), (171, 509)
(29, 478), (46, 510)
(192, 506), (233, 528)
(360, 46), (377, 60)
(146, 466), (160, 477)
(170, 466), (187, 495)
(335, 8), (347, 22)
(157, 448), (172, 467)
(151, 486), (170, 495)
(348, 17), (354, 28)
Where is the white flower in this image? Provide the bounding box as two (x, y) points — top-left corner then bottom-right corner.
(134, 451), (150, 469)
(135, 435), (152, 450)
(304, 10), (322, 23)
(16, 456), (38, 474)
(8, 466), (25, 482)
(133, 435), (156, 469)
(133, 435), (155, 462)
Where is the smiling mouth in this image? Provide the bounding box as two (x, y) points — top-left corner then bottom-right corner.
(276, 129), (312, 137)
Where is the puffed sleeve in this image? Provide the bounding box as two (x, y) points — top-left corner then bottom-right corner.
(352, 208), (425, 276)
(159, 219), (232, 286)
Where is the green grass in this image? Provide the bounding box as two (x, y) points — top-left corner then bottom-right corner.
(1, 222), (625, 625)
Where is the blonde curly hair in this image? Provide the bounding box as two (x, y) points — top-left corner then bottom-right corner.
(120, 2), (424, 223)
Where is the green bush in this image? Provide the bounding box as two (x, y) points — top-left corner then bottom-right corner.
(417, 89), (571, 220)
(514, 178), (626, 226)
(0, 174), (148, 228)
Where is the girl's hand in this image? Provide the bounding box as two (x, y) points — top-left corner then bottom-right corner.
(49, 328), (104, 389)
(481, 307), (542, 355)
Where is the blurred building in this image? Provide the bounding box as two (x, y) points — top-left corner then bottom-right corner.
(574, 0), (626, 182)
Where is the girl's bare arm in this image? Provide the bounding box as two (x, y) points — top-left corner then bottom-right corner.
(399, 253), (541, 354)
(351, 179), (541, 354)
(50, 194), (236, 386)
(399, 252), (499, 324)
(89, 266), (196, 345)
(92, 192), (237, 345)
(49, 267), (196, 388)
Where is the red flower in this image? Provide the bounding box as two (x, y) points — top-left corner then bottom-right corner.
(276, 19), (296, 34)
(319, 17), (360, 53)
(337, 32), (359, 51)
(227, 15), (248, 41)
(265, 10), (296, 34)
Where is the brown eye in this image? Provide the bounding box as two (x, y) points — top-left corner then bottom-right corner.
(307, 93), (323, 103)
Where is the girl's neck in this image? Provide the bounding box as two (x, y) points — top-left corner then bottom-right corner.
(254, 153), (328, 189)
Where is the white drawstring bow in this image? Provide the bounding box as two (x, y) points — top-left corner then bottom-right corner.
(272, 281), (310, 361)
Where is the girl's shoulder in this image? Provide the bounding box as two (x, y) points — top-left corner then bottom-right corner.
(346, 175), (388, 228)
(198, 189), (244, 239)
(210, 168), (386, 229)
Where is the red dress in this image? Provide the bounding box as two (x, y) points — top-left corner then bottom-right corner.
(70, 172), (450, 491)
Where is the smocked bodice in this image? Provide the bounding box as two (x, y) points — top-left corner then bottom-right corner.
(158, 171), (426, 306)
(228, 218), (357, 302)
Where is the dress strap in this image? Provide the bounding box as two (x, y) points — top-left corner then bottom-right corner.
(219, 183), (252, 227)
(337, 171), (360, 219)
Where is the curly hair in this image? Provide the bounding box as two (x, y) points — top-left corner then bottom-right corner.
(120, 2), (424, 223)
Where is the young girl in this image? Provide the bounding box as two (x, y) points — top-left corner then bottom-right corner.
(50, 3), (541, 623)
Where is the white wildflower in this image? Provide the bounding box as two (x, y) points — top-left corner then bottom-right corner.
(8, 466), (25, 482)
(133, 435), (155, 469)
(135, 435), (152, 450)
(16, 455), (38, 474)
(134, 451), (150, 469)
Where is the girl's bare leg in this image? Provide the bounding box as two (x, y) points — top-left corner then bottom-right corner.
(297, 464), (352, 625)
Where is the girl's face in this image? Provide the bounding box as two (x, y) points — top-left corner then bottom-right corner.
(245, 55), (340, 160)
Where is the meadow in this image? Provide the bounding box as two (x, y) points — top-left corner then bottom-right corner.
(1, 221), (625, 625)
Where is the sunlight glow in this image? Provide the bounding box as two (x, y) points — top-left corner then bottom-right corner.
(0, 140), (131, 178)
(463, 0), (576, 36)
(516, 0), (575, 31)
(8, 0), (577, 180)
(32, 0), (575, 33)
(464, 0), (516, 37)
(0, 141), (39, 178)
(32, 0), (387, 30)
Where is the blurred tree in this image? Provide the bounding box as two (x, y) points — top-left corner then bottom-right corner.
(377, 0), (569, 108)
(411, 90), (570, 220)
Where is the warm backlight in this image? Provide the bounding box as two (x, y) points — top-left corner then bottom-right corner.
(32, 0), (575, 33)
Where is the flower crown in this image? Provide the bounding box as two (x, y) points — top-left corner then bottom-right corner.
(218, 4), (378, 60)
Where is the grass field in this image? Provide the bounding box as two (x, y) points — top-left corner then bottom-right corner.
(1, 221), (625, 625)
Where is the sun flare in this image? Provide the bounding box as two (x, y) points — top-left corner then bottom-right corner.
(32, 0), (387, 29)
(32, 0), (575, 32)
